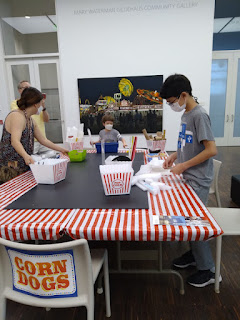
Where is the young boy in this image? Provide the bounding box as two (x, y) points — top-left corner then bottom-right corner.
(92, 113), (127, 148)
(160, 74), (220, 287)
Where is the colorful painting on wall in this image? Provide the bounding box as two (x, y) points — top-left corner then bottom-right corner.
(78, 75), (163, 134)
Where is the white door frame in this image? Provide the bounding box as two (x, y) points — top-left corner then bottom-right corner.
(231, 51), (240, 146)
(212, 51), (235, 146)
(5, 56), (65, 140)
(212, 50), (240, 146)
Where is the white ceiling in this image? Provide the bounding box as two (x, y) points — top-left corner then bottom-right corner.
(2, 15), (57, 34)
(2, 15), (240, 34)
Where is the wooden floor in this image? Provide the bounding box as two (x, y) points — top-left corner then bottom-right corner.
(5, 147), (240, 320)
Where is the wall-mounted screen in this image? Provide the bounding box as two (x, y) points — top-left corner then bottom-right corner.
(78, 75), (163, 134)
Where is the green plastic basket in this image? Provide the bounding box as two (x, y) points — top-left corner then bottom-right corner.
(68, 149), (86, 162)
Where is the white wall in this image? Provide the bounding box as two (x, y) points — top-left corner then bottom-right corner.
(0, 1), (12, 137)
(56, 0), (215, 150)
(26, 33), (58, 54)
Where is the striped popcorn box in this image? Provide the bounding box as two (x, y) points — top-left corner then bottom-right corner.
(146, 139), (166, 152)
(64, 141), (84, 151)
(99, 164), (134, 196)
(30, 159), (68, 184)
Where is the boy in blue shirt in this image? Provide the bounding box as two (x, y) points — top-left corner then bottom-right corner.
(160, 74), (221, 287)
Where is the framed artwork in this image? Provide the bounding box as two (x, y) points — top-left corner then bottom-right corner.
(78, 75), (163, 134)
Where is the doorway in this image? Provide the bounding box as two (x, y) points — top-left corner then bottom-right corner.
(6, 56), (64, 143)
(210, 50), (240, 146)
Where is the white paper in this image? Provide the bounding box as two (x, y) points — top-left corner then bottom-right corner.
(153, 215), (160, 225)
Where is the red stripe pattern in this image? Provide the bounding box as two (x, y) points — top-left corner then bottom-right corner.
(0, 151), (222, 242)
(53, 160), (68, 183)
(65, 153), (223, 241)
(0, 208), (75, 241)
(0, 171), (37, 210)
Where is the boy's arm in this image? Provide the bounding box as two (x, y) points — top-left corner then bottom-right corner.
(170, 140), (217, 175)
(91, 139), (100, 145)
(91, 131), (102, 145)
(121, 137), (127, 148)
(163, 152), (177, 168)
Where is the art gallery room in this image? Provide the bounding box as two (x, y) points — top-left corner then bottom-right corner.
(0, 0), (240, 319)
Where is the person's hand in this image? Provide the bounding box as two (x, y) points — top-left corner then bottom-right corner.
(24, 154), (35, 166)
(163, 155), (175, 169)
(123, 143), (128, 148)
(90, 140), (95, 146)
(170, 163), (187, 175)
(60, 148), (69, 156)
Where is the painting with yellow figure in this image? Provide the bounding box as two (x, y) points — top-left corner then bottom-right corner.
(103, 96), (116, 104)
(118, 78), (134, 97)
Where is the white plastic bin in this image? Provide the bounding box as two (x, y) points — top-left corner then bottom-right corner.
(30, 159), (68, 184)
(105, 155), (132, 167)
(99, 164), (133, 196)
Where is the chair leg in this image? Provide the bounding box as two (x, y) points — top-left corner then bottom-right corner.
(103, 251), (111, 318)
(0, 297), (6, 320)
(97, 272), (103, 294)
(215, 190), (221, 207)
(87, 305), (94, 320)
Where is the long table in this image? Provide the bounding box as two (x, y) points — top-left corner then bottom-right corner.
(0, 150), (223, 293)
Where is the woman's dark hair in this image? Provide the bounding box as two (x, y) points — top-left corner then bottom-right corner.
(102, 113), (114, 123)
(17, 87), (44, 110)
(160, 74), (193, 99)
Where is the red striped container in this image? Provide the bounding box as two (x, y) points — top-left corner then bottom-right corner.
(146, 139), (166, 152)
(99, 164), (133, 196)
(64, 141), (84, 151)
(30, 159), (68, 184)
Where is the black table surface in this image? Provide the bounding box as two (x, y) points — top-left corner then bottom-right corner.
(6, 152), (148, 210)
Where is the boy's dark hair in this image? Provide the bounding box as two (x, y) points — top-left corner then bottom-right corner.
(102, 113), (114, 123)
(160, 74), (192, 99)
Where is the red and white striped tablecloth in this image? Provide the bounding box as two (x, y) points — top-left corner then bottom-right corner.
(0, 171), (37, 210)
(0, 208), (75, 241)
(0, 151), (223, 242)
(65, 153), (223, 242)
(0, 154), (74, 241)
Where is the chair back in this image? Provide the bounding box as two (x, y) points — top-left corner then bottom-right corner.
(209, 159), (222, 207)
(209, 159), (222, 194)
(0, 238), (94, 308)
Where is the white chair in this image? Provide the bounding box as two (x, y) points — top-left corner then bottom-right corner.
(208, 207), (240, 293)
(0, 238), (111, 320)
(209, 159), (222, 207)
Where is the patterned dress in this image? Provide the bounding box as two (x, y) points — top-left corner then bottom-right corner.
(0, 111), (34, 173)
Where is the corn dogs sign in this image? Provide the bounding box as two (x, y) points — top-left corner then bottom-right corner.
(6, 248), (77, 298)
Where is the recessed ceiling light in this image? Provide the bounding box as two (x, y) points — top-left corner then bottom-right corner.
(25, 16), (30, 19)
